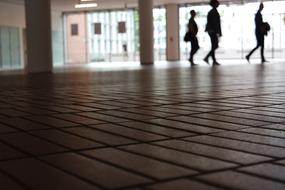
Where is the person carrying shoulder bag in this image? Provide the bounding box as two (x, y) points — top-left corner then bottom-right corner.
(184, 10), (200, 65)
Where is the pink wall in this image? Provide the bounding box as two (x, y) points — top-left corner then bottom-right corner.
(66, 13), (88, 64)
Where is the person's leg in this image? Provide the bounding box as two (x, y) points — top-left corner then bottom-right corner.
(246, 45), (259, 60)
(210, 33), (219, 64)
(190, 39), (195, 63)
(204, 52), (211, 64)
(260, 36), (266, 62)
(190, 37), (199, 64)
(204, 33), (212, 64)
(261, 44), (265, 62)
(246, 33), (261, 62)
(193, 37), (199, 53)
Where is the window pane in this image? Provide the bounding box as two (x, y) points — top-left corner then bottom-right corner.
(71, 24), (78, 36)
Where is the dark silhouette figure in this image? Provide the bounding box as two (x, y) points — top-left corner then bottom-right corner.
(188, 10), (200, 65)
(246, 3), (268, 63)
(204, 0), (222, 65)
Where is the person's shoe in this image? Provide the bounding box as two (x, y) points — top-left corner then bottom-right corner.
(262, 59), (268, 63)
(245, 55), (250, 63)
(213, 62), (220, 66)
(203, 57), (209, 64)
(191, 62), (197, 66)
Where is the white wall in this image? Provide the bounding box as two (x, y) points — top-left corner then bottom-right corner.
(51, 11), (65, 66)
(0, 1), (64, 30)
(0, 2), (25, 68)
(52, 11), (63, 30)
(0, 2), (25, 27)
(0, 2), (65, 67)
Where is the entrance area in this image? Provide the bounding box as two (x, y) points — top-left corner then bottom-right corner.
(179, 1), (285, 61)
(0, 1), (285, 71)
(64, 8), (166, 65)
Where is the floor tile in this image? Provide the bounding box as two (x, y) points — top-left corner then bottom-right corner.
(63, 126), (137, 145)
(1, 62), (285, 189)
(90, 124), (167, 142)
(146, 179), (222, 190)
(122, 144), (237, 171)
(0, 133), (66, 155)
(0, 123), (17, 134)
(42, 153), (151, 189)
(239, 127), (285, 138)
(148, 118), (223, 134)
(185, 135), (285, 158)
(170, 116), (246, 130)
(213, 131), (285, 147)
(24, 116), (78, 128)
(0, 142), (26, 160)
(1, 118), (50, 131)
(83, 148), (197, 179)
(54, 113), (106, 125)
(239, 163), (285, 182)
(154, 139), (271, 164)
(0, 108), (29, 117)
(77, 112), (129, 123)
(119, 121), (198, 137)
(99, 110), (156, 121)
(30, 129), (103, 150)
(214, 111), (285, 123)
(0, 172), (26, 190)
(191, 113), (270, 127)
(198, 171), (285, 190)
(0, 158), (100, 190)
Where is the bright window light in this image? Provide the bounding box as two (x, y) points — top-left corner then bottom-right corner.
(75, 3), (98, 8)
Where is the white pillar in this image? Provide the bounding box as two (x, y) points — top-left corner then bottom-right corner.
(166, 4), (180, 61)
(25, 0), (52, 73)
(138, 0), (154, 65)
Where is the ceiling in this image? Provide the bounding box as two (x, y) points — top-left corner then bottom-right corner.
(0, 0), (262, 12)
(53, 0), (211, 11)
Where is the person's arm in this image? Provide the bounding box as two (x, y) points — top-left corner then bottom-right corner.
(217, 13), (222, 36)
(188, 20), (195, 36)
(255, 13), (263, 32)
(194, 22), (198, 35)
(206, 10), (213, 32)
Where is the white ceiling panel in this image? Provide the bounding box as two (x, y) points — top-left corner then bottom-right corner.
(0, 0), (264, 12)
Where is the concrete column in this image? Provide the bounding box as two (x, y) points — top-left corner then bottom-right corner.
(25, 0), (52, 73)
(138, 0), (154, 65)
(166, 4), (180, 61)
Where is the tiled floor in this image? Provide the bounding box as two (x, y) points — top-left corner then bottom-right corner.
(1, 61), (285, 189)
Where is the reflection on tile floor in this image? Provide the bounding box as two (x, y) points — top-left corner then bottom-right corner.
(1, 62), (285, 189)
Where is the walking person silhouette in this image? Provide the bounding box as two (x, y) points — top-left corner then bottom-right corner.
(204, 0), (222, 66)
(188, 10), (200, 65)
(246, 3), (269, 63)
